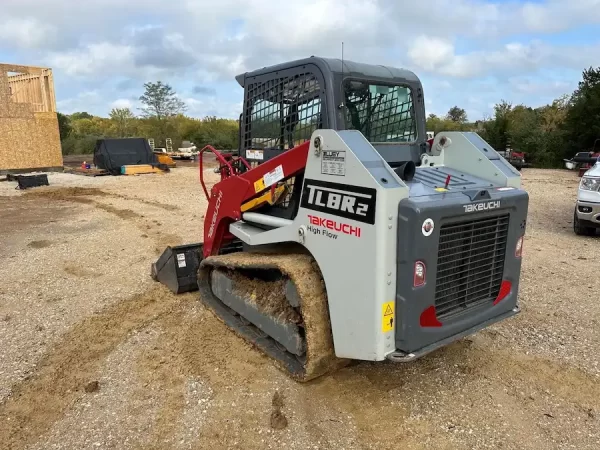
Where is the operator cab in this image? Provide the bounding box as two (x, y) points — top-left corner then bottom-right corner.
(235, 56), (427, 181)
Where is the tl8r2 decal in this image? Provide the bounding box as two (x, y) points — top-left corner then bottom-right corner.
(300, 179), (377, 225)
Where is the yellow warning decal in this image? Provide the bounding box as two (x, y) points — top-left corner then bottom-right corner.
(381, 301), (395, 333)
(254, 178), (266, 193)
(434, 187), (448, 192)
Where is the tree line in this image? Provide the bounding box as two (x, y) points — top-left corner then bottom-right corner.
(426, 67), (600, 167)
(58, 66), (600, 168)
(57, 81), (239, 155)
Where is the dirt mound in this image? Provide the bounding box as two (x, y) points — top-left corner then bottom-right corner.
(94, 203), (140, 220)
(24, 187), (110, 200)
(27, 240), (52, 249)
(24, 186), (180, 212)
(63, 264), (101, 278)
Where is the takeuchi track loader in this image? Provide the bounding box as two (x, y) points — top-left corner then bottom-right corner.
(152, 56), (529, 381)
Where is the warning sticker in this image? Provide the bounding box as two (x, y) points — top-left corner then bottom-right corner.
(246, 149), (264, 160)
(264, 164), (284, 187)
(254, 178), (266, 193)
(321, 150), (346, 176)
(381, 301), (395, 333)
(176, 253), (186, 268)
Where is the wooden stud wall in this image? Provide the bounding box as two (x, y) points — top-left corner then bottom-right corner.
(0, 63), (63, 172)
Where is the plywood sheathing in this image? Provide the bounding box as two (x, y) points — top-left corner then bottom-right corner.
(0, 63), (63, 172)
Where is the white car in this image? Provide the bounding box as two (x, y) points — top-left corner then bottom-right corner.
(574, 160), (600, 235)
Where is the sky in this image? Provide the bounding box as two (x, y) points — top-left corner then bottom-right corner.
(1, 0), (600, 121)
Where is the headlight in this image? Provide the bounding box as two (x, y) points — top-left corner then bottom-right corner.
(579, 176), (600, 191)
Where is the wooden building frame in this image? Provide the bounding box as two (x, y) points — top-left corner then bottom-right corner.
(0, 63), (63, 174)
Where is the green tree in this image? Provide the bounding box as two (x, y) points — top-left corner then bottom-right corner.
(69, 112), (94, 120)
(109, 107), (135, 137)
(61, 135), (98, 155)
(190, 116), (239, 150)
(57, 112), (72, 140)
(71, 116), (109, 137)
(479, 100), (512, 153)
(477, 97), (570, 167)
(445, 106), (468, 123)
(426, 114), (471, 134)
(139, 81), (187, 120)
(564, 66), (600, 153)
(139, 81), (187, 142)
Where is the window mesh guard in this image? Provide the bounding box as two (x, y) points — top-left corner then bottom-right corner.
(242, 72), (322, 214)
(244, 73), (322, 151)
(344, 85), (416, 143)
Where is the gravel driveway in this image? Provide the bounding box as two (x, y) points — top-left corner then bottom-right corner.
(0, 167), (598, 450)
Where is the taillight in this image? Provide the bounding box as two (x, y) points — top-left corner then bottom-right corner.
(515, 236), (524, 258)
(494, 280), (512, 305)
(414, 261), (426, 287)
(420, 306), (442, 327)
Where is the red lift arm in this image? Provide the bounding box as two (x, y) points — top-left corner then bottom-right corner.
(200, 141), (310, 258)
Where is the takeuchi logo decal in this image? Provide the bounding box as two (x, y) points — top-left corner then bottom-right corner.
(307, 214), (361, 237)
(207, 190), (223, 238)
(463, 200), (501, 213)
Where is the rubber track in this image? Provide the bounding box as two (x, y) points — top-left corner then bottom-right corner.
(197, 252), (350, 382)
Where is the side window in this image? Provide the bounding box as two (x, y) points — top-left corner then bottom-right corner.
(244, 73), (322, 150)
(343, 82), (416, 143)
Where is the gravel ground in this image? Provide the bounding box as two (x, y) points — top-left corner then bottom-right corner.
(0, 167), (599, 450)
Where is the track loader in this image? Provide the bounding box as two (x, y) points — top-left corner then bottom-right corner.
(153, 56), (529, 381)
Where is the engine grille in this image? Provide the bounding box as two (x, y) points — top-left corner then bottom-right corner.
(434, 214), (509, 319)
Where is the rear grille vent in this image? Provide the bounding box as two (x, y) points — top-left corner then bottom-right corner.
(434, 214), (509, 319)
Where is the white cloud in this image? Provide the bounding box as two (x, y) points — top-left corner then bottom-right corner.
(56, 91), (105, 114)
(183, 97), (243, 119)
(408, 37), (600, 79)
(46, 43), (134, 77)
(520, 0), (600, 34)
(0, 17), (57, 49)
(509, 78), (573, 95)
(9, 0), (600, 81)
(111, 98), (133, 109)
(242, 0), (381, 50)
(3, 0), (600, 119)
(407, 36), (455, 72)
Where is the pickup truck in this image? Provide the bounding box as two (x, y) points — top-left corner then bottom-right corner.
(496, 149), (527, 171)
(173, 148), (195, 160)
(574, 159), (600, 236)
(153, 147), (195, 160)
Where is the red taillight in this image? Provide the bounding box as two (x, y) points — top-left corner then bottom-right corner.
(414, 261), (426, 287)
(515, 236), (524, 258)
(494, 280), (512, 305)
(420, 306), (442, 327)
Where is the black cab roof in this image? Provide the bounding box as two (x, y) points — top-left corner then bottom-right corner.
(234, 56), (421, 88)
